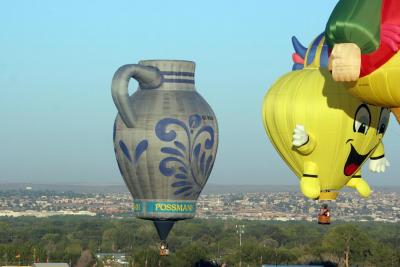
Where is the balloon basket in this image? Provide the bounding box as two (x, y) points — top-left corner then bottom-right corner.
(159, 241), (169, 256)
(318, 215), (331, 225)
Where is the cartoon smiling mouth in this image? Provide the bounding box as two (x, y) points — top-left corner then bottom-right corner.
(344, 142), (374, 176)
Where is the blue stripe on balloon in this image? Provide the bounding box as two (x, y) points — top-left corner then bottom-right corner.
(193, 126), (214, 149)
(203, 128), (214, 149)
(174, 141), (186, 152)
(292, 63), (304, 70)
(306, 33), (324, 66)
(175, 173), (187, 179)
(174, 186), (193, 195)
(163, 79), (194, 84)
(172, 181), (191, 187)
(306, 47), (317, 66)
(134, 140), (148, 163)
(161, 147), (185, 158)
(119, 140), (131, 162)
(200, 152), (206, 174)
(292, 36), (307, 58)
(194, 144), (201, 158)
(160, 71), (194, 77)
(292, 63), (304, 71)
(178, 167), (187, 174)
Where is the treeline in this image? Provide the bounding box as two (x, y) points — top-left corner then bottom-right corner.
(0, 216), (399, 267)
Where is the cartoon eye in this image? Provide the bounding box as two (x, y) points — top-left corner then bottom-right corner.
(353, 104), (371, 135)
(377, 108), (390, 135)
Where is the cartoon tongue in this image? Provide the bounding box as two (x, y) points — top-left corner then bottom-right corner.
(345, 163), (359, 176)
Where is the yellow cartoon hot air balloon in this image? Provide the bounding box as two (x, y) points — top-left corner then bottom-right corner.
(262, 35), (390, 200)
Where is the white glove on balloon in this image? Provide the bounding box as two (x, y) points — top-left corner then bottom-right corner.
(292, 125), (308, 147)
(369, 157), (390, 173)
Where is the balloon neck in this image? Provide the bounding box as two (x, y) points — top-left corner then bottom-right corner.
(318, 191), (339, 200)
(139, 60), (196, 91)
(153, 220), (175, 241)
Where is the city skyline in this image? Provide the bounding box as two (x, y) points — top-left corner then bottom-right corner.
(1, 1), (400, 186)
(0, 188), (398, 223)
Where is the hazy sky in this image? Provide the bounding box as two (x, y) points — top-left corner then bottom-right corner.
(1, 1), (399, 186)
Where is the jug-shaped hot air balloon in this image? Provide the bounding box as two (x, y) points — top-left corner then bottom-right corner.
(112, 60), (218, 254)
(262, 35), (390, 201)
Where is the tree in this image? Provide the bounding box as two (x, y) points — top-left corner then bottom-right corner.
(64, 242), (82, 265)
(0, 216), (399, 266)
(41, 233), (59, 262)
(101, 229), (117, 252)
(322, 224), (372, 267)
(75, 249), (94, 267)
(174, 242), (210, 267)
(0, 222), (11, 243)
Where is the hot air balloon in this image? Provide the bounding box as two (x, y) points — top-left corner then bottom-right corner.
(262, 34), (390, 202)
(325, 0), (400, 123)
(112, 60), (218, 255)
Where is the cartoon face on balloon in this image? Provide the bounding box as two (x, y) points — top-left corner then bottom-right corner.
(343, 105), (390, 176)
(262, 67), (390, 200)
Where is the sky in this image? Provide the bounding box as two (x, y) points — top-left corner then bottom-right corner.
(1, 1), (399, 186)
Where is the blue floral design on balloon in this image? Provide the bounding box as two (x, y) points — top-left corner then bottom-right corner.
(156, 114), (216, 197)
(119, 139), (148, 164)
